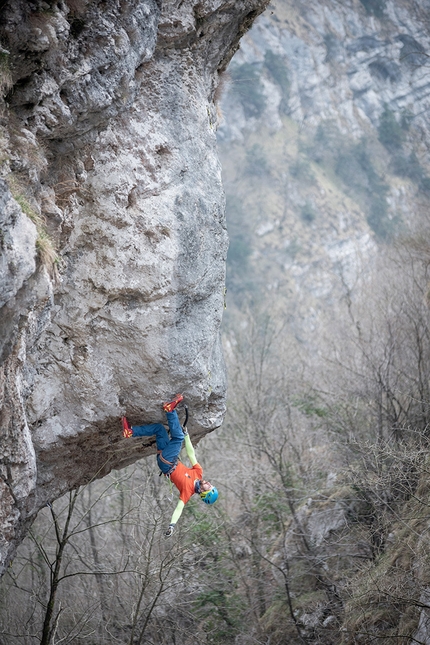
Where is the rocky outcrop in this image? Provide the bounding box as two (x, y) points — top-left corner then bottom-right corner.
(217, 0), (430, 341)
(220, 0), (430, 141)
(0, 0), (269, 574)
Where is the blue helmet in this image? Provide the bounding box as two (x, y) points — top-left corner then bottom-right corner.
(200, 486), (218, 505)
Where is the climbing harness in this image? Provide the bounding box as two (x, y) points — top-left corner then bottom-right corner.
(157, 452), (176, 467)
(157, 451), (178, 477)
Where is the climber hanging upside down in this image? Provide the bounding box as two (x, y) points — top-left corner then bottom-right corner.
(121, 394), (218, 537)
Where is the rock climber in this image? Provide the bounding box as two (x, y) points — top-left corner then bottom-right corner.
(121, 394), (218, 537)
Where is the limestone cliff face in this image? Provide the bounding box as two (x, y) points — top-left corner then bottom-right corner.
(218, 0), (430, 333)
(0, 0), (269, 574)
(222, 0), (430, 142)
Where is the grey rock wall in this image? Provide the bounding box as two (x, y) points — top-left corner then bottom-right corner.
(220, 0), (430, 141)
(217, 0), (430, 341)
(0, 0), (269, 574)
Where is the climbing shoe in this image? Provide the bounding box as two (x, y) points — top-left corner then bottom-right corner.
(163, 393), (184, 412)
(122, 417), (133, 438)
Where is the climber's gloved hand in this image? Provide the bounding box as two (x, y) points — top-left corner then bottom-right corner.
(165, 523), (175, 538)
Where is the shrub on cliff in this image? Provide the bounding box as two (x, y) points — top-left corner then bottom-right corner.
(378, 106), (404, 151)
(264, 50), (290, 113)
(359, 0), (386, 18)
(230, 62), (267, 119)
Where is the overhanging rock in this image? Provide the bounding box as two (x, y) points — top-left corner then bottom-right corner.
(0, 0), (269, 574)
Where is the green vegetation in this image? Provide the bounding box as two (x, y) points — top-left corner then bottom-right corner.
(9, 180), (58, 271)
(391, 150), (422, 180)
(307, 122), (400, 239)
(289, 157), (315, 184)
(225, 192), (259, 302)
(390, 150), (430, 192)
(0, 50), (12, 97)
(306, 119), (342, 164)
(245, 143), (269, 176)
(378, 106), (404, 150)
(263, 50), (290, 112)
(300, 201), (316, 223)
(190, 513), (245, 644)
(366, 193), (395, 239)
(293, 394), (328, 418)
(400, 109), (414, 131)
(359, 0), (386, 17)
(230, 62), (266, 119)
(377, 107), (430, 195)
(323, 32), (341, 63)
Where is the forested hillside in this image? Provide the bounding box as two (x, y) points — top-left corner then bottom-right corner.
(2, 0), (430, 643)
